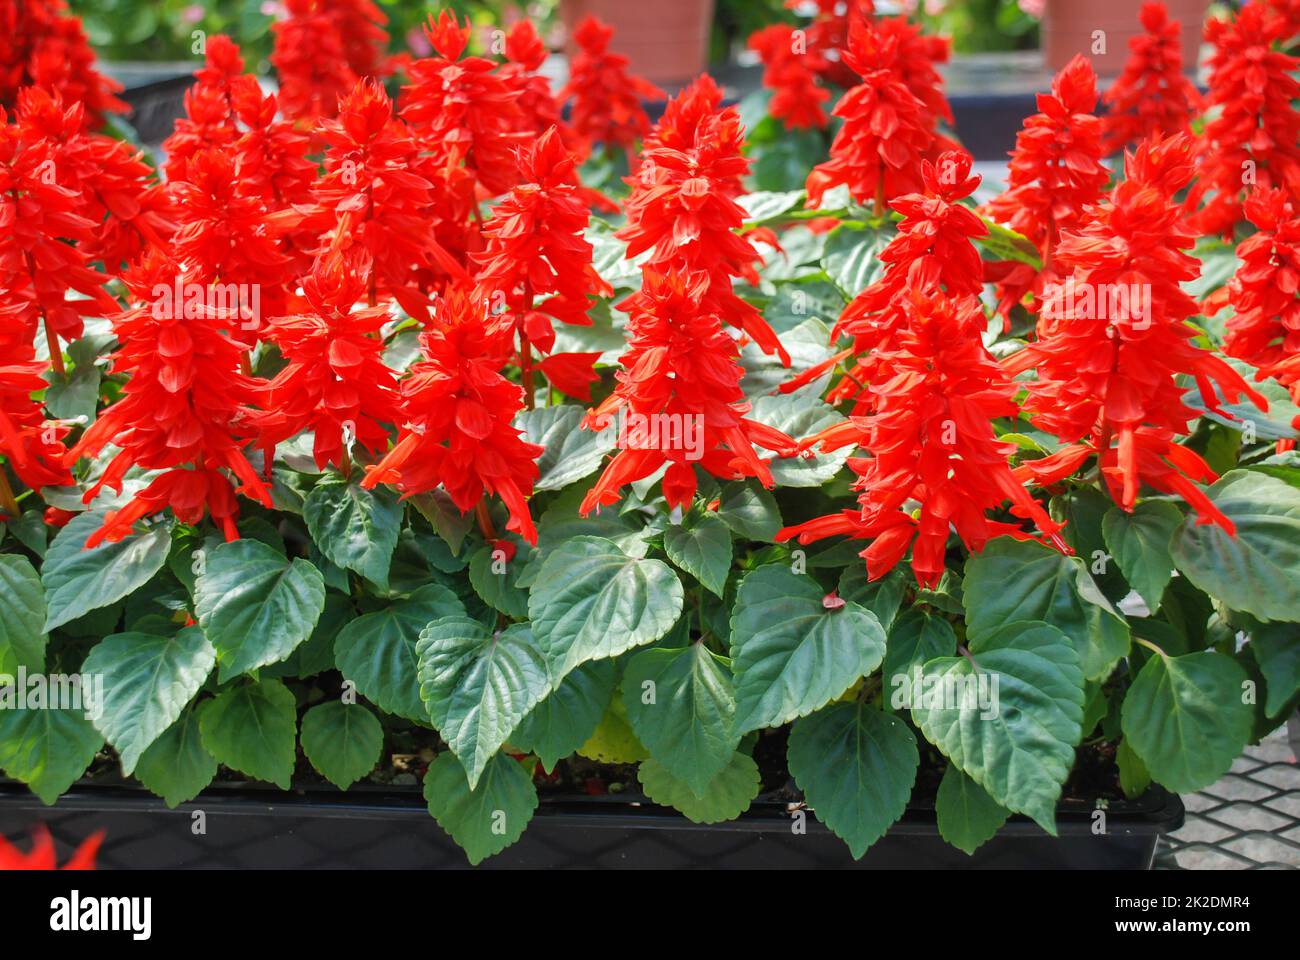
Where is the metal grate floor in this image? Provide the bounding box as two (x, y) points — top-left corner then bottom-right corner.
(1156, 718), (1300, 870)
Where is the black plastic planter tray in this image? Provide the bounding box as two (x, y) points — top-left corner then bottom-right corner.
(0, 780), (1182, 869)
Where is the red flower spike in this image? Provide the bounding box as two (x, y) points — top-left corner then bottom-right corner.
(65, 251), (271, 547)
(804, 18), (939, 211)
(982, 54), (1109, 318)
(0, 0), (125, 129)
(800, 150), (986, 413)
(270, 0), (359, 126)
(0, 359), (72, 491)
(1007, 134), (1269, 530)
(399, 11), (525, 198)
(248, 255), (401, 471)
(748, 24), (832, 131)
(1188, 3), (1300, 238)
(581, 270), (798, 514)
(161, 35), (246, 184)
(1100, 2), (1203, 156)
(1220, 187), (1300, 433)
(780, 291), (1060, 589)
(560, 16), (664, 159)
(784, 0), (876, 89)
(362, 286), (544, 546)
(619, 75), (789, 365)
(0, 826), (102, 870)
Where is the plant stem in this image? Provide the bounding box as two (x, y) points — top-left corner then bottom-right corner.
(475, 498), (497, 540)
(520, 281), (535, 410)
(45, 325), (64, 376)
(0, 469), (18, 519)
(1133, 636), (1167, 658)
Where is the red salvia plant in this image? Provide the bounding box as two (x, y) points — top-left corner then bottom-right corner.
(786, 150), (987, 411)
(876, 15), (955, 136)
(1214, 187), (1300, 449)
(786, 0), (876, 89)
(270, 0), (361, 126)
(1189, 3), (1300, 239)
(66, 251), (272, 547)
(160, 34), (246, 184)
(1263, 0), (1300, 43)
(778, 290), (1061, 588)
(399, 10), (525, 198)
(747, 23), (832, 131)
(0, 0), (125, 129)
(362, 285), (544, 545)
(0, 826), (101, 869)
(560, 15), (664, 168)
(14, 85), (174, 276)
(581, 269), (798, 514)
(618, 74), (790, 364)
(0, 359), (72, 517)
(804, 17), (939, 213)
(982, 53), (1109, 320)
(1006, 134), (1268, 531)
(0, 93), (116, 374)
(299, 78), (472, 321)
(473, 126), (613, 405)
(249, 254), (400, 473)
(1100, 2), (1203, 157)
(325, 0), (391, 79)
(500, 19), (569, 142)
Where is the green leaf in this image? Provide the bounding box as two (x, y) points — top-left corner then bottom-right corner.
(300, 700), (383, 789)
(198, 679), (298, 789)
(730, 565), (886, 734)
(0, 555), (46, 673)
(409, 489), (474, 555)
(512, 659), (617, 772)
(467, 539), (532, 618)
(1120, 650), (1252, 793)
(739, 189), (805, 225)
(882, 608), (957, 690)
(747, 395), (852, 486)
(134, 704), (216, 807)
(788, 702), (918, 858)
(622, 644), (738, 797)
(1170, 470), (1300, 623)
(517, 405), (616, 491)
(0, 706), (102, 804)
(265, 592), (353, 679)
(42, 510), (171, 631)
(715, 481), (782, 542)
(963, 538), (1129, 681)
(304, 478), (402, 589)
(837, 564), (908, 632)
(1116, 737), (1151, 800)
(1101, 501), (1183, 612)
(821, 222), (894, 298)
(910, 620), (1084, 834)
(1250, 620), (1300, 717)
(975, 218), (1041, 268)
(577, 694), (650, 763)
(663, 512), (732, 597)
(424, 751), (537, 865)
(334, 583), (464, 723)
(193, 540), (326, 681)
(528, 536), (684, 678)
(935, 764), (1010, 856)
(82, 626), (215, 775)
(416, 618), (551, 788)
(637, 751), (760, 823)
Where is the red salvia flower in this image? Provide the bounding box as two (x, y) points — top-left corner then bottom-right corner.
(0, 96), (116, 365)
(779, 291), (1060, 588)
(0, 358), (72, 494)
(362, 285), (544, 545)
(1005, 134), (1268, 531)
(1217, 187), (1300, 442)
(580, 270), (798, 514)
(66, 251), (272, 546)
(560, 15), (664, 163)
(249, 254), (400, 471)
(787, 151), (986, 411)
(1188, 3), (1300, 238)
(876, 16), (955, 133)
(786, 0), (876, 89)
(1100, 2), (1203, 156)
(160, 35), (246, 184)
(473, 126), (612, 401)
(804, 18), (938, 211)
(300, 78), (472, 321)
(271, 0), (359, 126)
(982, 54), (1109, 318)
(324, 0), (391, 79)
(399, 10), (525, 198)
(501, 19), (568, 140)
(748, 24), (831, 130)
(1264, 0), (1300, 42)
(618, 75), (789, 364)
(0, 0), (125, 129)
(14, 85), (174, 276)
(0, 826), (101, 870)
